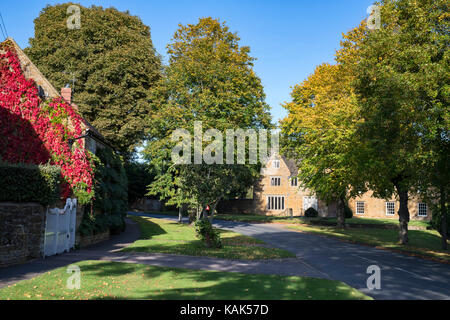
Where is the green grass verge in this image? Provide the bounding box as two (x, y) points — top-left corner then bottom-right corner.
(214, 214), (429, 229)
(123, 216), (295, 260)
(0, 260), (371, 300)
(286, 224), (449, 262)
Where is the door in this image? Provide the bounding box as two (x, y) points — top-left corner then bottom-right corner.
(303, 196), (318, 212)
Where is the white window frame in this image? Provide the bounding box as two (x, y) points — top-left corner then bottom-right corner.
(272, 160), (280, 169)
(267, 195), (285, 211)
(270, 176), (281, 186)
(418, 203), (427, 217)
(386, 202), (395, 216)
(356, 202), (365, 215)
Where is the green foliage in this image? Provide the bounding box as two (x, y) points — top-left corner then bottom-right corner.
(92, 148), (128, 234)
(25, 3), (162, 157)
(0, 162), (61, 206)
(281, 25), (367, 210)
(124, 162), (155, 205)
(146, 18), (272, 215)
(194, 218), (222, 249)
(430, 205), (450, 238)
(80, 148), (128, 236)
(344, 203), (353, 219)
(78, 210), (109, 236)
(305, 207), (318, 218)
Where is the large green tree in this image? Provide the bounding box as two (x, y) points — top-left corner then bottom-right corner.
(146, 18), (272, 221)
(352, 0), (449, 244)
(281, 23), (368, 228)
(25, 3), (162, 158)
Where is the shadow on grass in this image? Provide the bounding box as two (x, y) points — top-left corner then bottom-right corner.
(125, 216), (295, 259)
(77, 261), (369, 300)
(131, 216), (167, 240)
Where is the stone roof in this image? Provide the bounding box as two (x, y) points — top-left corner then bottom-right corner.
(282, 156), (299, 176)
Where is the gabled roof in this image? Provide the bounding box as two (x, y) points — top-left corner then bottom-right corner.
(0, 37), (60, 98)
(1, 37), (110, 148)
(282, 156), (299, 176)
(262, 151), (299, 176)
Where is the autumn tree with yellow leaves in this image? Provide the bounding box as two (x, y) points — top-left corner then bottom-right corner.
(281, 23), (368, 229)
(282, 0), (448, 246)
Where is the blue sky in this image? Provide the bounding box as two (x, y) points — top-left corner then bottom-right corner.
(1, 0), (374, 124)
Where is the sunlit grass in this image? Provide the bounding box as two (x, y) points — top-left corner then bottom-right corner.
(214, 214), (429, 228)
(287, 224), (450, 262)
(123, 216), (295, 260)
(0, 260), (372, 300)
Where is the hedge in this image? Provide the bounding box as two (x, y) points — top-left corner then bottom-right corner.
(79, 148), (128, 236)
(0, 162), (61, 206)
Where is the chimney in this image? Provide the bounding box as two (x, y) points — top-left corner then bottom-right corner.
(61, 87), (72, 105)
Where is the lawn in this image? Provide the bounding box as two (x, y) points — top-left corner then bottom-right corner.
(123, 215), (295, 260)
(286, 224), (450, 262)
(213, 214), (429, 229)
(0, 260), (372, 300)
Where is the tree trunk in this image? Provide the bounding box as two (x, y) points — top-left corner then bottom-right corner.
(395, 186), (410, 245)
(196, 206), (202, 220)
(178, 205), (183, 223)
(440, 186), (448, 250)
(208, 199), (221, 223)
(337, 196), (346, 229)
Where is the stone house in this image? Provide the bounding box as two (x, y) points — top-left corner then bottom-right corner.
(2, 37), (110, 153)
(0, 38), (112, 267)
(348, 191), (431, 221)
(252, 153), (431, 221)
(253, 153), (337, 217)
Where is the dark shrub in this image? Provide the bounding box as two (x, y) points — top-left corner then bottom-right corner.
(430, 205), (450, 237)
(194, 218), (222, 248)
(81, 148), (128, 235)
(0, 162), (61, 206)
(344, 203), (353, 219)
(305, 207), (318, 218)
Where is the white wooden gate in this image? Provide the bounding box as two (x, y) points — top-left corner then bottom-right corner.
(43, 198), (77, 257)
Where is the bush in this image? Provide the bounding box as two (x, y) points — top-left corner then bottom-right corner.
(0, 162), (61, 206)
(80, 148), (128, 236)
(194, 218), (222, 248)
(78, 211), (109, 236)
(305, 207), (318, 218)
(430, 205), (450, 237)
(125, 162), (155, 205)
(344, 203), (353, 219)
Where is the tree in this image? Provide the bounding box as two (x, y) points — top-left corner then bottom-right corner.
(124, 161), (155, 206)
(352, 0), (449, 244)
(281, 23), (368, 228)
(146, 18), (272, 222)
(25, 3), (162, 158)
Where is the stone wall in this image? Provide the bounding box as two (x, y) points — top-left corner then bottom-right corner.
(0, 202), (46, 268)
(130, 198), (163, 212)
(217, 199), (255, 215)
(348, 191), (432, 221)
(76, 230), (110, 248)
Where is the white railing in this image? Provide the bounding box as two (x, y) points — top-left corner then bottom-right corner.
(43, 198), (77, 257)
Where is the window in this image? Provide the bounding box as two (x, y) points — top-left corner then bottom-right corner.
(418, 203), (427, 217)
(273, 160), (280, 168)
(267, 196), (285, 211)
(271, 177), (281, 186)
(386, 202), (395, 216)
(290, 177), (298, 187)
(356, 202), (365, 215)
